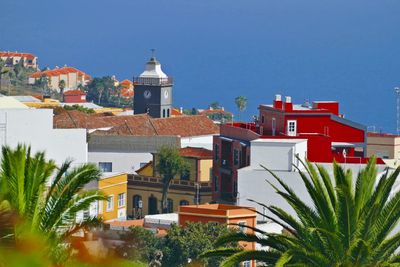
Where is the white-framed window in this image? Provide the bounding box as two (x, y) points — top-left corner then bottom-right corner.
(243, 260), (251, 267)
(118, 193), (126, 208)
(238, 221), (247, 233)
(287, 120), (297, 136)
(106, 195), (114, 211)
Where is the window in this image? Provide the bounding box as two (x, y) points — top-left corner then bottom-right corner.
(243, 261), (251, 267)
(83, 209), (90, 220)
(106, 195), (114, 211)
(214, 176), (219, 192)
(234, 149), (239, 165)
(215, 144), (220, 160)
(238, 221), (247, 233)
(99, 162), (112, 172)
(163, 109), (166, 118)
(118, 193), (126, 208)
(261, 115), (265, 123)
(180, 200), (189, 206)
(167, 199), (174, 213)
(181, 170), (190, 180)
(133, 195), (142, 209)
(167, 109), (170, 117)
(287, 120), (297, 136)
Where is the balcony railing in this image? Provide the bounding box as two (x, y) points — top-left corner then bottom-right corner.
(134, 77), (173, 86)
(129, 175), (211, 188)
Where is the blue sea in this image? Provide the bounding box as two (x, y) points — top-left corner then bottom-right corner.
(1, 0), (400, 133)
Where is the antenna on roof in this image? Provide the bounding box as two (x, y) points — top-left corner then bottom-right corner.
(150, 48), (156, 59)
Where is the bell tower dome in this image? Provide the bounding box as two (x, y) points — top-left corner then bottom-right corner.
(133, 50), (173, 118)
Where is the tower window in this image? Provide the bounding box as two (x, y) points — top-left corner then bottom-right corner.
(163, 109), (166, 118)
(167, 109), (170, 117)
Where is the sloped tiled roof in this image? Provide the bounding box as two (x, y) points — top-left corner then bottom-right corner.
(0, 51), (36, 60)
(171, 108), (183, 116)
(63, 89), (86, 96)
(30, 66), (91, 80)
(54, 110), (220, 137)
(179, 147), (213, 159)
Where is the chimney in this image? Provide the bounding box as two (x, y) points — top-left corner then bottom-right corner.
(273, 94), (283, 109)
(180, 107), (183, 114)
(284, 96), (293, 112)
(222, 107), (224, 111)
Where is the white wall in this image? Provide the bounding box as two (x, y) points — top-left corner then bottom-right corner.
(250, 139), (307, 171)
(0, 109), (87, 166)
(238, 163), (387, 221)
(181, 135), (214, 150)
(88, 151), (152, 173)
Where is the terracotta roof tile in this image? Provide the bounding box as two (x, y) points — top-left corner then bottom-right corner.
(63, 89), (86, 96)
(0, 51), (36, 60)
(54, 111), (220, 137)
(30, 66), (91, 80)
(151, 115), (220, 137)
(179, 147), (213, 159)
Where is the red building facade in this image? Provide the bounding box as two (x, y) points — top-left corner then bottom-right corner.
(212, 94), (382, 203)
(63, 90), (86, 103)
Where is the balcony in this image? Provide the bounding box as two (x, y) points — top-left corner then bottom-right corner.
(134, 77), (173, 86)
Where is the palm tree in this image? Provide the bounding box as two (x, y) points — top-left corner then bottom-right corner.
(234, 96), (247, 122)
(0, 144), (104, 260)
(156, 146), (188, 213)
(58, 79), (66, 98)
(204, 158), (400, 266)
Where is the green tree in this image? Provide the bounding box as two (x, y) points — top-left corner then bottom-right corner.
(204, 158), (400, 266)
(234, 96), (247, 122)
(115, 226), (159, 263)
(86, 76), (117, 106)
(162, 222), (236, 267)
(58, 79), (66, 97)
(0, 144), (105, 262)
(156, 146), (188, 213)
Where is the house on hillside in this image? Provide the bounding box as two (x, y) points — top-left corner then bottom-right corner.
(29, 66), (91, 91)
(0, 51), (38, 69)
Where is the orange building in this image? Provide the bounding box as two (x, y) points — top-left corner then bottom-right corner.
(179, 204), (257, 267)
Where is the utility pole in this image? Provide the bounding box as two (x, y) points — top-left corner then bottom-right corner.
(395, 87), (400, 135)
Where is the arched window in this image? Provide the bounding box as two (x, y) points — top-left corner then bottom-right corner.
(167, 109), (170, 117)
(163, 109), (166, 118)
(167, 198), (174, 213)
(179, 200), (189, 206)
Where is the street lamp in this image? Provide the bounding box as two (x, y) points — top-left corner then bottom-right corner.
(395, 87), (400, 135)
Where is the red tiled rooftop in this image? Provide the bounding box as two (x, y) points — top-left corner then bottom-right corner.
(171, 108), (183, 116)
(0, 51), (36, 60)
(30, 66), (91, 80)
(54, 110), (220, 137)
(63, 89), (86, 96)
(179, 147), (213, 159)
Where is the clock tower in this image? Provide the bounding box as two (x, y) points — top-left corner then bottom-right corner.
(133, 53), (173, 118)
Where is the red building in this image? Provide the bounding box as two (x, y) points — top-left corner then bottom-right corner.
(213, 94), (383, 203)
(63, 90), (86, 103)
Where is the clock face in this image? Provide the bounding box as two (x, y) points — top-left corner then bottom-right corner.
(164, 90), (169, 99)
(144, 90), (151, 99)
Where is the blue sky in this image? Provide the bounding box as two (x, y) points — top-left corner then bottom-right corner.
(1, 0), (400, 132)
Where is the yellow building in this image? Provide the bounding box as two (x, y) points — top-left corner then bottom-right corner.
(98, 148), (214, 221)
(98, 173), (128, 222)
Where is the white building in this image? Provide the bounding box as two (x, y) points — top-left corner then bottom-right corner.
(237, 138), (386, 221)
(0, 104), (87, 166)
